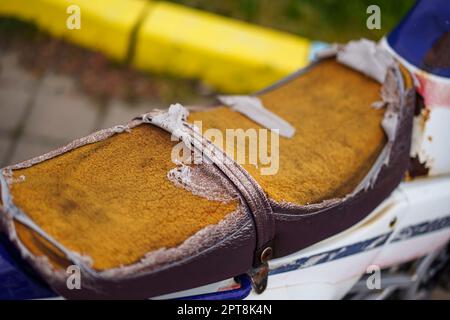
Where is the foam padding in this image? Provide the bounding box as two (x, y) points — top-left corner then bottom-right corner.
(10, 60), (385, 270)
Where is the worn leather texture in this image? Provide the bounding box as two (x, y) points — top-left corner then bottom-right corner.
(0, 58), (415, 299)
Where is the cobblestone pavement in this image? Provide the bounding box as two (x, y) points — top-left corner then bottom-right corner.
(0, 52), (157, 167)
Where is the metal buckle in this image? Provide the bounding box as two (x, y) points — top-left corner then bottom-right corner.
(248, 262), (269, 294)
(248, 246), (273, 294)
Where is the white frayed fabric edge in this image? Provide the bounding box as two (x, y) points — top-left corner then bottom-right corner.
(167, 165), (192, 186)
(143, 103), (192, 142)
(217, 95), (296, 138)
(316, 39), (396, 84)
(336, 39), (396, 83)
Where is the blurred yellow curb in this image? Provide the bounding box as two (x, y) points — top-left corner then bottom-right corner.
(134, 2), (312, 93)
(0, 0), (147, 61)
(0, 0), (315, 92)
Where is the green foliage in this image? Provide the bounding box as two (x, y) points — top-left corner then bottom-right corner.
(168, 0), (416, 42)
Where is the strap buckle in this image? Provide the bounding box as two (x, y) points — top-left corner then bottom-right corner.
(248, 246), (273, 294)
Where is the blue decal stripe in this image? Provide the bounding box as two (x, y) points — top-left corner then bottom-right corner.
(178, 275), (252, 300)
(269, 233), (391, 276)
(391, 215), (450, 243)
(270, 215), (450, 276)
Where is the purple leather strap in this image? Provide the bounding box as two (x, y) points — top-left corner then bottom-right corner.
(185, 124), (275, 266)
(137, 106), (275, 266)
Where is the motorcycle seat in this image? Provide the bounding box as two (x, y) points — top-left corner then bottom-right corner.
(0, 40), (415, 298)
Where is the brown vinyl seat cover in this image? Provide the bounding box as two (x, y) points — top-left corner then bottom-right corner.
(0, 56), (415, 299)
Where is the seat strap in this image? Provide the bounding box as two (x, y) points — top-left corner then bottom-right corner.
(141, 104), (275, 264)
(186, 123), (275, 265)
(141, 104), (275, 292)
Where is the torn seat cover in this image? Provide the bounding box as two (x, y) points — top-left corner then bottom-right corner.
(0, 40), (415, 299)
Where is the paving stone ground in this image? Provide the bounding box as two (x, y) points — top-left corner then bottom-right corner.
(0, 52), (157, 167)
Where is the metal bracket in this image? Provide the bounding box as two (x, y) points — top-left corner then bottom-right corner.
(248, 262), (269, 294)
